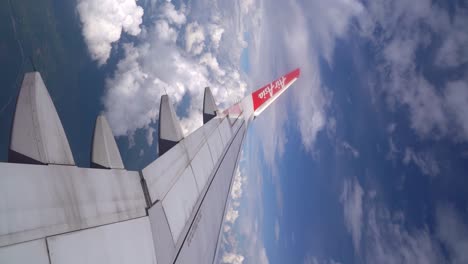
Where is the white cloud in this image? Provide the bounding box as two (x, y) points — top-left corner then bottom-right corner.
(353, 182), (468, 264)
(77, 0), (144, 65)
(222, 253), (244, 264)
(219, 153), (248, 263)
(240, 0), (255, 14)
(340, 177), (364, 252)
(342, 188), (468, 264)
(436, 204), (468, 264)
(200, 53), (226, 77)
(207, 24), (225, 49)
(230, 167), (246, 200)
(103, 1), (248, 138)
(154, 19), (178, 43)
(434, 8), (468, 67)
(403, 148), (440, 178)
(185, 22), (205, 55)
(445, 80), (468, 141)
(365, 203), (445, 264)
(158, 2), (186, 26)
(146, 126), (155, 146)
(226, 207), (239, 224)
(342, 141), (360, 158)
(351, 181), (446, 264)
(249, 0), (364, 175)
(355, 1), (468, 143)
(233, 144), (271, 264)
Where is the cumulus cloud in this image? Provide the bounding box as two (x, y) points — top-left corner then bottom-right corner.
(103, 1), (247, 138)
(154, 19), (178, 43)
(225, 207), (240, 224)
(77, 0), (144, 65)
(219, 154), (270, 264)
(230, 167), (246, 200)
(207, 24), (225, 49)
(158, 2), (187, 26)
(200, 53), (226, 77)
(185, 22), (205, 55)
(340, 177), (364, 252)
(225, 144), (271, 264)
(222, 253), (244, 264)
(146, 126), (155, 146)
(220, 153), (248, 263)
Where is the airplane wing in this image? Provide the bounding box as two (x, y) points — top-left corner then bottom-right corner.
(0, 68), (300, 264)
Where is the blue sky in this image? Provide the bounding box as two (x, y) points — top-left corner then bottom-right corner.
(1, 0), (468, 263)
(215, 0), (468, 263)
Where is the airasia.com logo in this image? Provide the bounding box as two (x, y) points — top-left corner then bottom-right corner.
(257, 76), (286, 100)
(252, 68), (300, 111)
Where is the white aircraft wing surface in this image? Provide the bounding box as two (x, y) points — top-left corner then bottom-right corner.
(0, 68), (300, 264)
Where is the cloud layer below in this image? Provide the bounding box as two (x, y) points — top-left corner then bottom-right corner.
(102, 1), (248, 137)
(77, 0), (144, 65)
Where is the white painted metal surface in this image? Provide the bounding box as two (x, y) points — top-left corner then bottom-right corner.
(47, 217), (157, 264)
(143, 117), (224, 205)
(218, 117), (233, 147)
(159, 95), (184, 143)
(92, 115), (124, 169)
(202, 117), (221, 139)
(0, 69), (300, 264)
(206, 127), (224, 165)
(182, 124), (207, 161)
(240, 95), (254, 123)
(203, 87), (218, 123)
(175, 121), (246, 264)
(148, 203), (176, 264)
(10, 72), (74, 165)
(162, 166), (200, 243)
(253, 77), (298, 117)
(143, 143), (190, 203)
(0, 239), (50, 264)
(190, 142), (215, 192)
(0, 163), (146, 247)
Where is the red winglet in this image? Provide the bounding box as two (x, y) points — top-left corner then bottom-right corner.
(252, 68), (300, 113)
